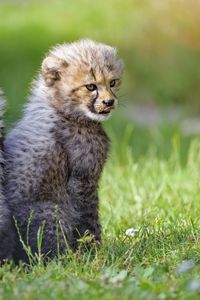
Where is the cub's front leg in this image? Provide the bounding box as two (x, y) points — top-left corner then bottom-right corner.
(67, 176), (102, 248)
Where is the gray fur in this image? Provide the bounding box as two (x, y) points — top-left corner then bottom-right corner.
(4, 39), (123, 262)
(0, 91), (15, 261)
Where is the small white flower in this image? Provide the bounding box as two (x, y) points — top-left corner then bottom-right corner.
(125, 228), (139, 237)
(188, 279), (200, 291)
(175, 260), (195, 273)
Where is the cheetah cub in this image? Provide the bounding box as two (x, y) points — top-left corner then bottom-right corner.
(4, 39), (124, 262)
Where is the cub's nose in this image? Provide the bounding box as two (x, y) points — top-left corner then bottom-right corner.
(102, 99), (115, 107)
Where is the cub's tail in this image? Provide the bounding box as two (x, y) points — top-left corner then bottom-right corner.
(0, 90), (14, 262)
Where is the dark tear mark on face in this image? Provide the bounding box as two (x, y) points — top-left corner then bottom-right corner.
(87, 88), (99, 114)
(91, 89), (99, 112)
(110, 88), (117, 98)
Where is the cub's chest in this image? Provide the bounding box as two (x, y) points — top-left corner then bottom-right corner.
(67, 128), (110, 178)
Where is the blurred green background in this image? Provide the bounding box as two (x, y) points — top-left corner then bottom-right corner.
(0, 0), (200, 158)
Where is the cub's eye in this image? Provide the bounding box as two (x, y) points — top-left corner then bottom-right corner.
(85, 84), (97, 91)
(110, 80), (116, 88)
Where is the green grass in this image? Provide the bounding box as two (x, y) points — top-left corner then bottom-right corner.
(0, 121), (200, 300)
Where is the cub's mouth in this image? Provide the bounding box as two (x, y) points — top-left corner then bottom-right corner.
(98, 107), (115, 115)
(99, 110), (111, 115)
(99, 111), (110, 115)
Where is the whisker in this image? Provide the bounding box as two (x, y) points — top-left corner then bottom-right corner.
(117, 92), (132, 98)
(118, 102), (129, 108)
(118, 99), (131, 105)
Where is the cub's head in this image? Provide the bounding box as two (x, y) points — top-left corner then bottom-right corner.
(41, 39), (124, 122)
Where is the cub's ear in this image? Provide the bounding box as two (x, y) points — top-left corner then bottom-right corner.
(41, 56), (68, 86)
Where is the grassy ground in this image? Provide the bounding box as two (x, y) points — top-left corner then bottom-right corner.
(0, 118), (200, 300)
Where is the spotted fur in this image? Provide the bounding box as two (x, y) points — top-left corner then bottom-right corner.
(4, 39), (124, 262)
